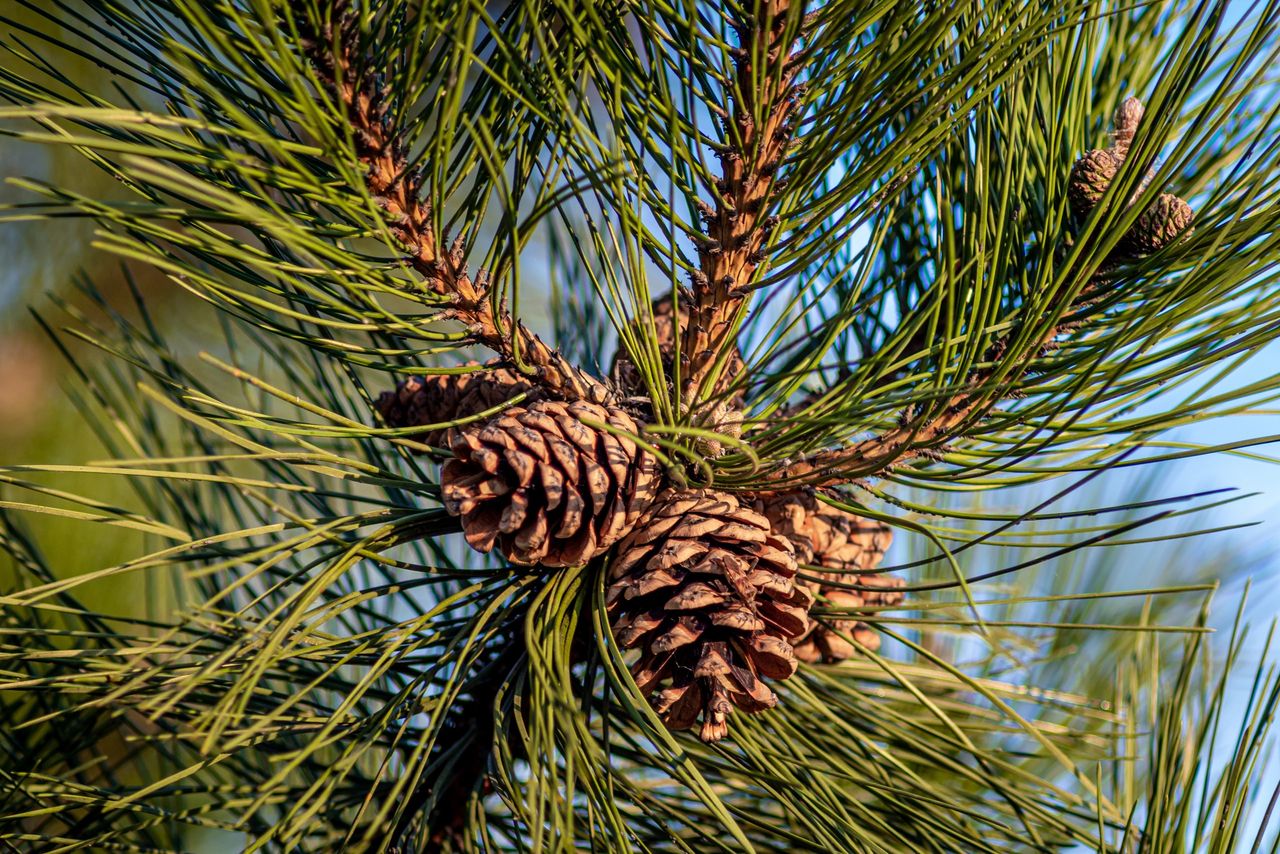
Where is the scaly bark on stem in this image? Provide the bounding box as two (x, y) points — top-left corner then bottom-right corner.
(297, 6), (610, 404)
(680, 1), (806, 412)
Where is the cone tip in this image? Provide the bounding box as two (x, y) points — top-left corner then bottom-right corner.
(1115, 96), (1145, 132)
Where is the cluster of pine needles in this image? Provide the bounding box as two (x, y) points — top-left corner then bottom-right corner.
(2, 0), (1280, 850)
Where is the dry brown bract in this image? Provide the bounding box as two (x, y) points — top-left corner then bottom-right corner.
(608, 489), (813, 742)
(441, 400), (659, 567)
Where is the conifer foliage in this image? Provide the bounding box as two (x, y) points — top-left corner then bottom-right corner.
(3, 0), (1280, 850)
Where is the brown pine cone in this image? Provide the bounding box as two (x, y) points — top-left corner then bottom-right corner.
(756, 491), (902, 662)
(1068, 148), (1121, 219)
(756, 491), (892, 570)
(607, 489), (813, 743)
(441, 400), (659, 567)
(1068, 97), (1148, 221)
(1068, 96), (1195, 256)
(796, 573), (905, 662)
(1121, 192), (1194, 255)
(375, 363), (542, 452)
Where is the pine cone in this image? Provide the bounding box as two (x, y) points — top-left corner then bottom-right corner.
(1067, 96), (1194, 259)
(1121, 192), (1194, 255)
(375, 363), (542, 452)
(1068, 148), (1121, 219)
(756, 491), (902, 662)
(1069, 98), (1142, 220)
(611, 295), (679, 396)
(608, 489), (813, 742)
(756, 491), (891, 570)
(796, 573), (905, 662)
(441, 400), (659, 567)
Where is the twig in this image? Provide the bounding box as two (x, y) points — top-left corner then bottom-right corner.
(767, 282), (1107, 487)
(680, 1), (807, 410)
(295, 4), (610, 404)
(765, 96), (1179, 489)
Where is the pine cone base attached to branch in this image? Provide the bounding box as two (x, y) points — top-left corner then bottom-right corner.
(442, 400), (658, 567)
(608, 489), (813, 742)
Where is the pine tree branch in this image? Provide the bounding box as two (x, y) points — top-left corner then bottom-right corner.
(680, 1), (806, 408)
(767, 94), (1190, 490)
(296, 5), (611, 404)
(768, 284), (1105, 488)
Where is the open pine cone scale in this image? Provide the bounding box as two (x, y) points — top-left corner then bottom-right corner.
(755, 490), (902, 660)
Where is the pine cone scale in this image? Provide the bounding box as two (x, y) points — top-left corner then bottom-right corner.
(657, 683), (702, 730)
(756, 490), (899, 661)
(651, 617), (704, 653)
(665, 581), (728, 610)
(746, 636), (798, 679)
(376, 362), (544, 452)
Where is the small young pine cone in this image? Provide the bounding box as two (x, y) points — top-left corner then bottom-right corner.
(756, 490), (902, 662)
(1121, 192), (1194, 255)
(1069, 97), (1144, 220)
(608, 489), (813, 742)
(441, 400), (659, 567)
(375, 362), (542, 452)
(1068, 148), (1122, 219)
(1067, 96), (1194, 258)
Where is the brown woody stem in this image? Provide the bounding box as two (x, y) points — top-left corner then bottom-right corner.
(769, 284), (1104, 487)
(298, 7), (609, 404)
(771, 99), (1154, 489)
(679, 1), (806, 408)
